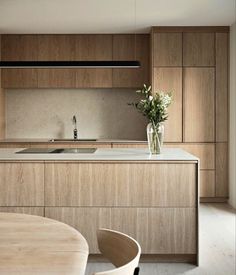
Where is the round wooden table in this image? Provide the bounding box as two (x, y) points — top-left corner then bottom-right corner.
(0, 213), (89, 274)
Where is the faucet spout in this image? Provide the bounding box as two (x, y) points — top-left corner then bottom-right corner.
(72, 115), (78, 140)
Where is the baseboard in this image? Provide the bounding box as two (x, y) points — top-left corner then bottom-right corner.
(200, 197), (228, 203)
(88, 254), (197, 264)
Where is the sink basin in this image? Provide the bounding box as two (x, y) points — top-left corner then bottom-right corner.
(16, 148), (97, 154)
(49, 139), (97, 142)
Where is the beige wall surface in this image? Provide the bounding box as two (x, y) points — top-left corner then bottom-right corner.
(229, 22), (236, 208)
(5, 89), (147, 140)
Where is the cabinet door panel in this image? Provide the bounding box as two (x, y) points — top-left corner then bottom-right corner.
(200, 170), (215, 198)
(75, 35), (112, 61)
(45, 163), (196, 207)
(184, 68), (215, 142)
(153, 67), (182, 142)
(0, 207), (44, 216)
(75, 69), (112, 88)
(216, 33), (228, 142)
(45, 207), (196, 254)
(183, 33), (215, 66)
(1, 35), (38, 61)
(0, 163), (44, 206)
(113, 34), (149, 88)
(1, 69), (38, 88)
(216, 143), (228, 197)
(153, 33), (182, 66)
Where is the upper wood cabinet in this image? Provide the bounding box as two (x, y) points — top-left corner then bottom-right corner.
(2, 69), (38, 88)
(216, 33), (228, 142)
(153, 67), (182, 142)
(75, 35), (112, 61)
(183, 33), (215, 66)
(112, 34), (149, 88)
(1, 35), (38, 61)
(184, 68), (215, 142)
(153, 33), (182, 66)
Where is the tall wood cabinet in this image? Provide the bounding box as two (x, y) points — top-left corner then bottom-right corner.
(0, 35), (4, 139)
(151, 27), (229, 200)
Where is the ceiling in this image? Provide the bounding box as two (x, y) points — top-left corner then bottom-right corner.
(0, 0), (235, 34)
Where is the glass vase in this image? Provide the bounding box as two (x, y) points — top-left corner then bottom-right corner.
(147, 123), (164, 154)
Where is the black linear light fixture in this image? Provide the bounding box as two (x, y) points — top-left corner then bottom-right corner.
(0, 60), (141, 68)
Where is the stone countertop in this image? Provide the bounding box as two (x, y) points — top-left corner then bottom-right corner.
(0, 148), (199, 162)
(0, 139), (147, 143)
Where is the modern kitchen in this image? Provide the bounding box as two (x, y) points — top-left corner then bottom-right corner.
(0, 1), (235, 275)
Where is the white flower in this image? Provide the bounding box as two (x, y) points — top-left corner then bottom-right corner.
(149, 95), (153, 101)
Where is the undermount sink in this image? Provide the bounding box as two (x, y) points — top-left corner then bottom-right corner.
(16, 148), (97, 154)
(49, 139), (97, 142)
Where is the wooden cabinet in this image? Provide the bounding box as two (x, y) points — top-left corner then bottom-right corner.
(0, 207), (44, 216)
(45, 162), (196, 207)
(0, 36), (5, 139)
(2, 69), (38, 88)
(200, 171), (215, 197)
(1, 35), (39, 88)
(112, 34), (149, 88)
(216, 33), (228, 142)
(184, 68), (215, 142)
(216, 143), (228, 197)
(45, 207), (196, 254)
(183, 33), (215, 66)
(0, 163), (44, 206)
(153, 67), (182, 142)
(153, 33), (182, 66)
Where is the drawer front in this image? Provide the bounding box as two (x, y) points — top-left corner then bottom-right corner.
(45, 207), (196, 254)
(0, 163), (44, 206)
(45, 163), (197, 207)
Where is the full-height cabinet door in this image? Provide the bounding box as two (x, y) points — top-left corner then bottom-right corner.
(153, 68), (182, 142)
(1, 35), (38, 88)
(184, 68), (215, 142)
(113, 34), (149, 88)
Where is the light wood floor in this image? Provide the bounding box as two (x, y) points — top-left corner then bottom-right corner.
(86, 203), (236, 275)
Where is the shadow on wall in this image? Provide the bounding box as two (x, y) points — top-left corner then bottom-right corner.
(6, 88), (147, 140)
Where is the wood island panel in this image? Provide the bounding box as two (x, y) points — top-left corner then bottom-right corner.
(45, 162), (196, 207)
(45, 207), (197, 255)
(0, 163), (44, 206)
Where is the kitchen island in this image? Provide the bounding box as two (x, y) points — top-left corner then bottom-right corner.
(0, 148), (199, 264)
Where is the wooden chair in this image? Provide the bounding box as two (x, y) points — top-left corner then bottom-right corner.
(93, 228), (141, 275)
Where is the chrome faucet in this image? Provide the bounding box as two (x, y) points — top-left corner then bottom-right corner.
(72, 115), (78, 140)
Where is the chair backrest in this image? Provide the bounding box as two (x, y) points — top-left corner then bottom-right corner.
(93, 228), (141, 275)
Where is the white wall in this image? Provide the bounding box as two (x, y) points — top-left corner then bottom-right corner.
(5, 88), (147, 140)
(229, 22), (236, 208)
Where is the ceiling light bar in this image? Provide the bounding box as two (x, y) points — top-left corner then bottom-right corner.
(0, 61), (141, 68)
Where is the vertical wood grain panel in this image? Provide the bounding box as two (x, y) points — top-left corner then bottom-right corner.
(75, 35), (112, 61)
(216, 143), (228, 197)
(45, 207), (196, 254)
(45, 163), (196, 207)
(113, 34), (150, 87)
(1, 69), (38, 88)
(76, 69), (112, 88)
(184, 68), (215, 142)
(153, 33), (182, 66)
(0, 163), (44, 206)
(183, 33), (215, 66)
(200, 170), (215, 197)
(153, 67), (182, 142)
(216, 33), (228, 142)
(0, 207), (44, 216)
(0, 35), (5, 139)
